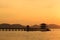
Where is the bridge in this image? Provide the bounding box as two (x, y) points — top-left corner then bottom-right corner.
(0, 23), (50, 31)
(0, 28), (40, 31)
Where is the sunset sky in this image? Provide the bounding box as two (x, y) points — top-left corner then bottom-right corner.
(0, 0), (60, 25)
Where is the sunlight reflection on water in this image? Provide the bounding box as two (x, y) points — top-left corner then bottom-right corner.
(0, 29), (60, 40)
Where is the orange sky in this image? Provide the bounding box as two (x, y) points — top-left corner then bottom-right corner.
(0, 0), (60, 25)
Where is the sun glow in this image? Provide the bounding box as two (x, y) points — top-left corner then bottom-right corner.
(0, 0), (60, 25)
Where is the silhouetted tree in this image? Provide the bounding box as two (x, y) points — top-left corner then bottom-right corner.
(0, 23), (11, 28)
(31, 24), (39, 28)
(11, 24), (23, 28)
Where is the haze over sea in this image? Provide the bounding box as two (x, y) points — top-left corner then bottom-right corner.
(0, 29), (60, 40)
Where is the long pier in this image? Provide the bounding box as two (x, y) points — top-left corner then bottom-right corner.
(0, 28), (40, 31)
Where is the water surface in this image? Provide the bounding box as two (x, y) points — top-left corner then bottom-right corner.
(0, 29), (60, 40)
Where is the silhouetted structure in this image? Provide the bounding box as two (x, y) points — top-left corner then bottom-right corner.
(0, 23), (50, 31)
(40, 23), (47, 29)
(26, 25), (29, 31)
(40, 23), (50, 31)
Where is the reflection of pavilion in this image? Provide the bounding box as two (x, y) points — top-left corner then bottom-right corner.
(40, 23), (50, 31)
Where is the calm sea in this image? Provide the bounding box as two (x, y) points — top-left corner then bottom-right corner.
(0, 29), (60, 40)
